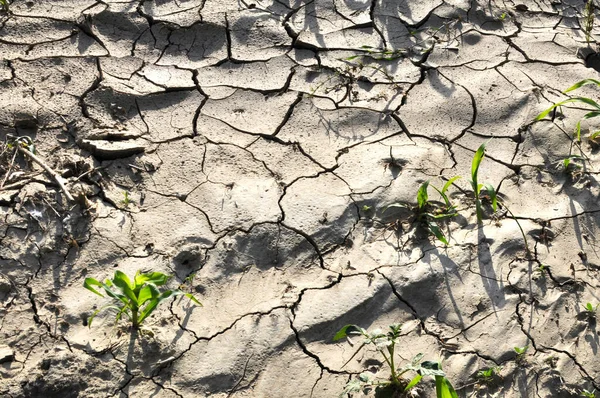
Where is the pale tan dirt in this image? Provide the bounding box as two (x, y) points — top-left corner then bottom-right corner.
(1, 0), (600, 397)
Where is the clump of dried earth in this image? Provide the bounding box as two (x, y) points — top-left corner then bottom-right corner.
(1, 0), (600, 397)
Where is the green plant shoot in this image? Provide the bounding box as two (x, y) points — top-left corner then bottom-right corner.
(84, 270), (201, 329)
(470, 142), (497, 222)
(334, 324), (458, 398)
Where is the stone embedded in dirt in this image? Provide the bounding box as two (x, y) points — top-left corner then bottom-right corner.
(0, 345), (15, 364)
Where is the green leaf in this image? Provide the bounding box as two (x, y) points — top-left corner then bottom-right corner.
(420, 361), (446, 377)
(98, 280), (129, 305)
(471, 143), (486, 186)
(137, 290), (182, 324)
(514, 346), (528, 354)
(333, 324), (365, 341)
(138, 284), (160, 306)
(83, 278), (105, 297)
(441, 176), (461, 194)
(114, 270), (134, 290)
(134, 271), (169, 287)
(339, 378), (364, 397)
(576, 120), (582, 142)
(584, 110), (600, 119)
(481, 183), (497, 211)
(417, 181), (429, 210)
(183, 292), (202, 306)
(435, 376), (459, 398)
(411, 353), (424, 367)
(427, 221), (449, 246)
(586, 303), (594, 312)
(535, 97), (600, 121)
(112, 272), (139, 306)
(404, 374), (422, 391)
(564, 79), (600, 93)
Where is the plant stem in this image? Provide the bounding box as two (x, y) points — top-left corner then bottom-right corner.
(379, 349), (398, 384)
(388, 344), (399, 385)
(131, 307), (139, 328)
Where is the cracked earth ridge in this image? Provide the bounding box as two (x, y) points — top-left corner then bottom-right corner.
(2, 0), (600, 396)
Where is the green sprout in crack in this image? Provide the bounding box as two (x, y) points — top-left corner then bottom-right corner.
(84, 270), (201, 330)
(475, 366), (502, 385)
(121, 191), (133, 207)
(536, 79), (600, 145)
(514, 345), (528, 365)
(470, 142), (497, 223)
(582, 388), (597, 398)
(385, 177), (460, 246)
(333, 324), (458, 398)
(562, 155), (585, 173)
(583, 302), (599, 316)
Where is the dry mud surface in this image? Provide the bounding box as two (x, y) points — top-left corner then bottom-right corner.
(2, 0), (600, 397)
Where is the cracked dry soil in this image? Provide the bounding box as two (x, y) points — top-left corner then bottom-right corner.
(2, 0), (600, 397)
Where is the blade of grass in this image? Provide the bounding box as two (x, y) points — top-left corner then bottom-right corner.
(535, 97), (600, 121)
(564, 79), (600, 93)
(427, 221), (449, 246)
(417, 181), (429, 210)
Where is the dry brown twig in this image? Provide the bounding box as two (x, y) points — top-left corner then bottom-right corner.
(16, 145), (75, 202)
(0, 146), (18, 189)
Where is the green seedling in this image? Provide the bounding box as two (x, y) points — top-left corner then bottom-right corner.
(584, 302), (599, 314)
(514, 346), (528, 364)
(386, 177), (460, 245)
(470, 142), (497, 222)
(536, 79), (600, 121)
(583, 0), (596, 45)
(84, 270), (201, 329)
(562, 155), (585, 172)
(121, 191), (133, 207)
(534, 264), (549, 278)
(475, 366), (502, 384)
(334, 324), (458, 398)
(582, 388), (597, 398)
(0, 0), (9, 11)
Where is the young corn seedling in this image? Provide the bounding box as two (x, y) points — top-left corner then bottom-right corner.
(84, 270), (201, 329)
(334, 324), (458, 398)
(466, 142), (532, 256)
(536, 79), (600, 145)
(386, 177), (460, 246)
(470, 142), (497, 222)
